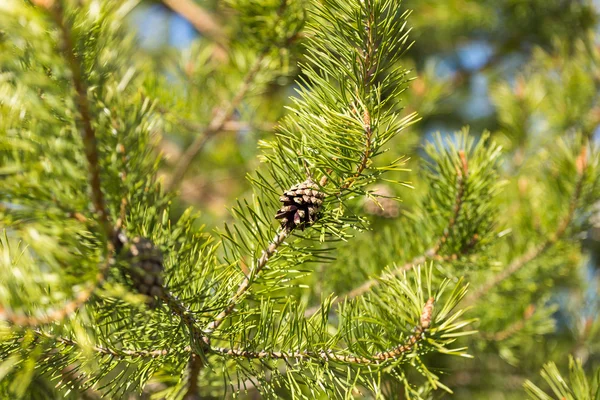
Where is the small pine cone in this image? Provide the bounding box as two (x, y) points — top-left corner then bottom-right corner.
(363, 184), (400, 219)
(125, 237), (165, 298)
(275, 179), (325, 231)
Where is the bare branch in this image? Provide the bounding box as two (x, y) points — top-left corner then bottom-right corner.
(166, 50), (268, 192)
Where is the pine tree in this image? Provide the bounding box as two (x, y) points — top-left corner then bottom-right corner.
(0, 0), (599, 399)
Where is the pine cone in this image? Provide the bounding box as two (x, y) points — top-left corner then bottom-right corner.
(275, 179), (325, 231)
(125, 237), (165, 298)
(363, 184), (400, 218)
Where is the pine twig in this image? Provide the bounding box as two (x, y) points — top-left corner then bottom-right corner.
(212, 297), (434, 364)
(205, 229), (291, 335)
(463, 144), (588, 307)
(183, 229), (290, 398)
(481, 304), (536, 342)
(0, 255), (112, 327)
(159, 290), (209, 348)
(332, 10), (377, 192)
(41, 1), (112, 238)
(306, 153), (469, 316)
(166, 49), (267, 192)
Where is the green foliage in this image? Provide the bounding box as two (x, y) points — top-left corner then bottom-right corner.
(525, 356), (600, 400)
(1, 0), (600, 398)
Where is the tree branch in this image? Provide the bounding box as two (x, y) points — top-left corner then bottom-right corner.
(307, 152), (469, 317)
(0, 255), (112, 327)
(463, 144), (587, 307)
(205, 229), (291, 335)
(213, 297), (434, 364)
(159, 290), (209, 348)
(166, 48), (268, 192)
(42, 1), (112, 238)
(182, 229), (290, 397)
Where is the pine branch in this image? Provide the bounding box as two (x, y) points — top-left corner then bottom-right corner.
(183, 229), (291, 397)
(212, 297), (434, 364)
(0, 255), (112, 327)
(463, 144), (588, 307)
(159, 290), (209, 349)
(33, 329), (169, 359)
(204, 229), (291, 335)
(36, 0), (112, 238)
(306, 151), (470, 316)
(481, 304), (536, 342)
(166, 48), (267, 193)
(166, 0), (296, 192)
(33, 297), (434, 365)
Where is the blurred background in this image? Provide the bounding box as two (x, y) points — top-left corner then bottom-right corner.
(124, 0), (600, 397)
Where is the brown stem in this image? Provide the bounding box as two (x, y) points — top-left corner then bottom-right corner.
(463, 144), (587, 307)
(44, 2), (111, 238)
(213, 297), (434, 364)
(183, 353), (204, 400)
(161, 0), (228, 59)
(166, 50), (268, 192)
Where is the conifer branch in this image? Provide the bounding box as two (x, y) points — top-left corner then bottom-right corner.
(183, 229), (290, 397)
(39, 1), (112, 238)
(435, 150), (468, 252)
(307, 152), (469, 316)
(205, 229), (291, 335)
(33, 297), (434, 365)
(481, 304), (536, 342)
(34, 329), (169, 358)
(213, 297), (434, 364)
(159, 290), (209, 347)
(463, 144), (588, 307)
(167, 0), (294, 193)
(0, 255), (112, 327)
(166, 49), (267, 193)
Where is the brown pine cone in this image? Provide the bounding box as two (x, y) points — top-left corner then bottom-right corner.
(363, 184), (400, 218)
(275, 179), (325, 231)
(125, 237), (164, 298)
